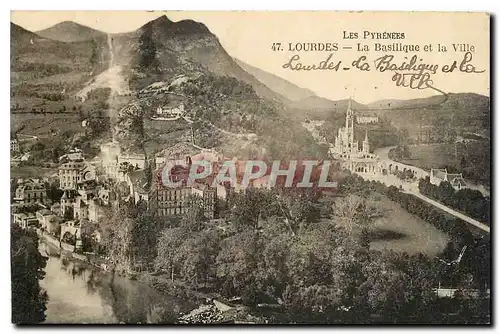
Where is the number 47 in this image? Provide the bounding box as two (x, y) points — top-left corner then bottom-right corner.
(271, 43), (282, 51)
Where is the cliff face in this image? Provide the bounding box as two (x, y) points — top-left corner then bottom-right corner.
(114, 15), (285, 102)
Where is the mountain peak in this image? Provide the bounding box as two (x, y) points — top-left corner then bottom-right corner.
(140, 15), (210, 36)
(36, 21), (105, 42)
(148, 15), (174, 27)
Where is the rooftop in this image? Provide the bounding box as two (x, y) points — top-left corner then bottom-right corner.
(37, 209), (53, 216)
(60, 161), (86, 170)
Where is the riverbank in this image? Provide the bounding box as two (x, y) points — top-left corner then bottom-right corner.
(38, 234), (260, 323)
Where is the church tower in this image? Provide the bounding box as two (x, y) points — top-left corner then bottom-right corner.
(345, 98), (355, 150)
(362, 130), (370, 153)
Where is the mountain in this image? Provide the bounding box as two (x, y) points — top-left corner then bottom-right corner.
(11, 22), (44, 43)
(11, 22), (96, 72)
(368, 93), (490, 141)
(111, 15), (287, 103)
(234, 58), (315, 101)
(369, 93), (490, 112)
(291, 96), (366, 111)
(35, 21), (106, 42)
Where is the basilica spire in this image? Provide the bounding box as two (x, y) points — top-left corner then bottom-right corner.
(363, 129), (370, 153)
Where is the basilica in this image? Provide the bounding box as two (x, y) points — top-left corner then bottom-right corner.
(329, 99), (381, 174)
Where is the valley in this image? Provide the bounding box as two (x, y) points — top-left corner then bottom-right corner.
(10, 13), (491, 325)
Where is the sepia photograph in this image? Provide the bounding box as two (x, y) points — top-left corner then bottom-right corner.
(9, 10), (490, 325)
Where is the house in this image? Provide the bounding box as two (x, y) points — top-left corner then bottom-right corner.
(192, 182), (217, 219)
(58, 160), (96, 190)
(356, 114), (379, 124)
(12, 212), (38, 229)
(36, 209), (63, 233)
(150, 176), (217, 219)
(60, 190), (79, 218)
(66, 148), (84, 161)
(155, 153), (166, 170)
(430, 168), (468, 191)
(59, 161), (85, 190)
(10, 138), (20, 153)
(73, 197), (89, 220)
(14, 179), (48, 204)
(46, 215), (64, 235)
(60, 219), (83, 251)
(156, 102), (185, 117)
(100, 141), (121, 179)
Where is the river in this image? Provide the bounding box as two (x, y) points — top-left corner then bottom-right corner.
(39, 242), (194, 324)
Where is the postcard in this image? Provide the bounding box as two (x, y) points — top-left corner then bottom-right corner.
(10, 11), (490, 324)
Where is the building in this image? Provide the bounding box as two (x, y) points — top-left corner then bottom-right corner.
(430, 168), (467, 191)
(150, 167), (217, 219)
(330, 99), (381, 174)
(59, 160), (96, 190)
(156, 102), (185, 117)
(36, 209), (63, 233)
(62, 148), (84, 161)
(100, 141), (146, 181)
(12, 212), (38, 229)
(14, 179), (48, 204)
(356, 114), (379, 124)
(60, 220), (83, 251)
(192, 183), (217, 219)
(10, 138), (20, 153)
(100, 141), (121, 179)
(118, 153), (147, 170)
(60, 190), (79, 218)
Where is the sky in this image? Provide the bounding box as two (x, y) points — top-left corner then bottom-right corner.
(11, 11), (490, 104)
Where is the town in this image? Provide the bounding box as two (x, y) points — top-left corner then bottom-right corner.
(10, 12), (491, 325)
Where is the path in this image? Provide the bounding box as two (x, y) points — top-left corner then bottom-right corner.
(300, 122), (490, 234)
(369, 147), (490, 233)
(410, 190), (490, 233)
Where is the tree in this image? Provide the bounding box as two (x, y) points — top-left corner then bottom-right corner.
(175, 231), (220, 287)
(155, 227), (186, 282)
(131, 210), (158, 270)
(180, 195), (205, 232)
(331, 194), (367, 235)
(11, 224), (48, 324)
(229, 188), (280, 231)
(216, 230), (264, 299)
(437, 181), (455, 206)
(359, 251), (439, 323)
(284, 193), (321, 229)
(100, 206), (136, 272)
